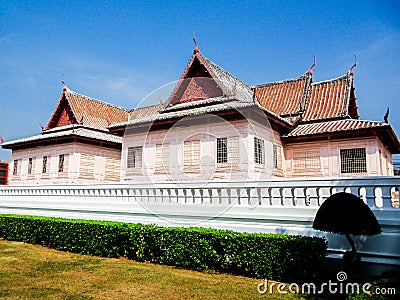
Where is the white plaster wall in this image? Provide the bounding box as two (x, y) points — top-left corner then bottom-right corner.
(121, 118), (281, 182)
(9, 143), (121, 185)
(284, 137), (394, 178)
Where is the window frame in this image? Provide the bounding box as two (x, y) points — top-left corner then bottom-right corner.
(28, 158), (33, 175)
(183, 140), (200, 173)
(13, 159), (18, 176)
(254, 137), (265, 165)
(340, 148), (367, 174)
(217, 137), (228, 164)
(42, 156), (48, 174)
(58, 154), (65, 173)
(293, 148), (321, 172)
(155, 143), (170, 174)
(273, 144), (283, 170)
(127, 146), (142, 169)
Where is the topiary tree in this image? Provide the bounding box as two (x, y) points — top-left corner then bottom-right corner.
(312, 192), (381, 263)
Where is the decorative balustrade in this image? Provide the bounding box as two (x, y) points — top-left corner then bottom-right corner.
(0, 176), (399, 268)
(0, 177), (398, 209)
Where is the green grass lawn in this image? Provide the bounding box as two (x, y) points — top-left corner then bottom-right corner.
(0, 238), (304, 300)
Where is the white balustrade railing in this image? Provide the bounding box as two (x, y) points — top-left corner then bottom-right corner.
(0, 176), (399, 269)
(0, 177), (398, 207)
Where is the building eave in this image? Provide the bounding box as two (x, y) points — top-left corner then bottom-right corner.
(282, 123), (400, 153)
(1, 126), (122, 150)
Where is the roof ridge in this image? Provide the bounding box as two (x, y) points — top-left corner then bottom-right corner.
(128, 102), (166, 112)
(311, 73), (351, 85)
(254, 72), (310, 88)
(66, 88), (129, 112)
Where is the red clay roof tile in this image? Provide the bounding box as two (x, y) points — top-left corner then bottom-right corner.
(254, 73), (310, 116)
(302, 74), (353, 121)
(284, 119), (388, 137)
(46, 87), (129, 130)
(254, 71), (359, 123)
(128, 103), (165, 120)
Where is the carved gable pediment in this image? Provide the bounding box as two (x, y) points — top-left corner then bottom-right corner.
(46, 96), (77, 130)
(168, 55), (224, 105)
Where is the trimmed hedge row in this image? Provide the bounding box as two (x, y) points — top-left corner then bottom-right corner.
(0, 215), (327, 282)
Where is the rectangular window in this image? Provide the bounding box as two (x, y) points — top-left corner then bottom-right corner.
(42, 156), (48, 174)
(216, 137), (239, 169)
(254, 137), (265, 165)
(340, 148), (367, 174)
(155, 144), (170, 174)
(28, 158), (33, 174)
(58, 155), (65, 173)
(293, 149), (321, 172)
(183, 140), (200, 173)
(127, 146), (142, 169)
(273, 144), (283, 170)
(13, 160), (18, 175)
(217, 138), (228, 163)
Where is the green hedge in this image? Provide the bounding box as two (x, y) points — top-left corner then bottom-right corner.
(0, 215), (327, 282)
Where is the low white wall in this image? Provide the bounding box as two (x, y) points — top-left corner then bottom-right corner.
(0, 176), (399, 268)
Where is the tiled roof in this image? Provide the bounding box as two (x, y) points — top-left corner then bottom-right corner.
(254, 72), (310, 116)
(2, 125), (122, 148)
(204, 55), (254, 102)
(302, 74), (355, 121)
(161, 96), (228, 112)
(111, 49), (294, 130)
(46, 87), (129, 130)
(254, 71), (359, 123)
(110, 97), (255, 128)
(284, 119), (390, 137)
(129, 103), (166, 120)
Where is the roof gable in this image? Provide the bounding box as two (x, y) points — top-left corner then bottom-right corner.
(46, 91), (77, 130)
(56, 105), (76, 127)
(46, 86), (129, 131)
(302, 73), (359, 122)
(168, 54), (225, 105)
(167, 50), (253, 107)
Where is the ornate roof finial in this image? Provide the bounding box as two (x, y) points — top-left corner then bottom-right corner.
(349, 55), (357, 75)
(384, 107), (390, 123)
(309, 55), (316, 74)
(193, 32), (199, 53)
(61, 74), (68, 92)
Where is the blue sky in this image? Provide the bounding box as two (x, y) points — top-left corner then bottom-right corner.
(1, 0), (399, 162)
